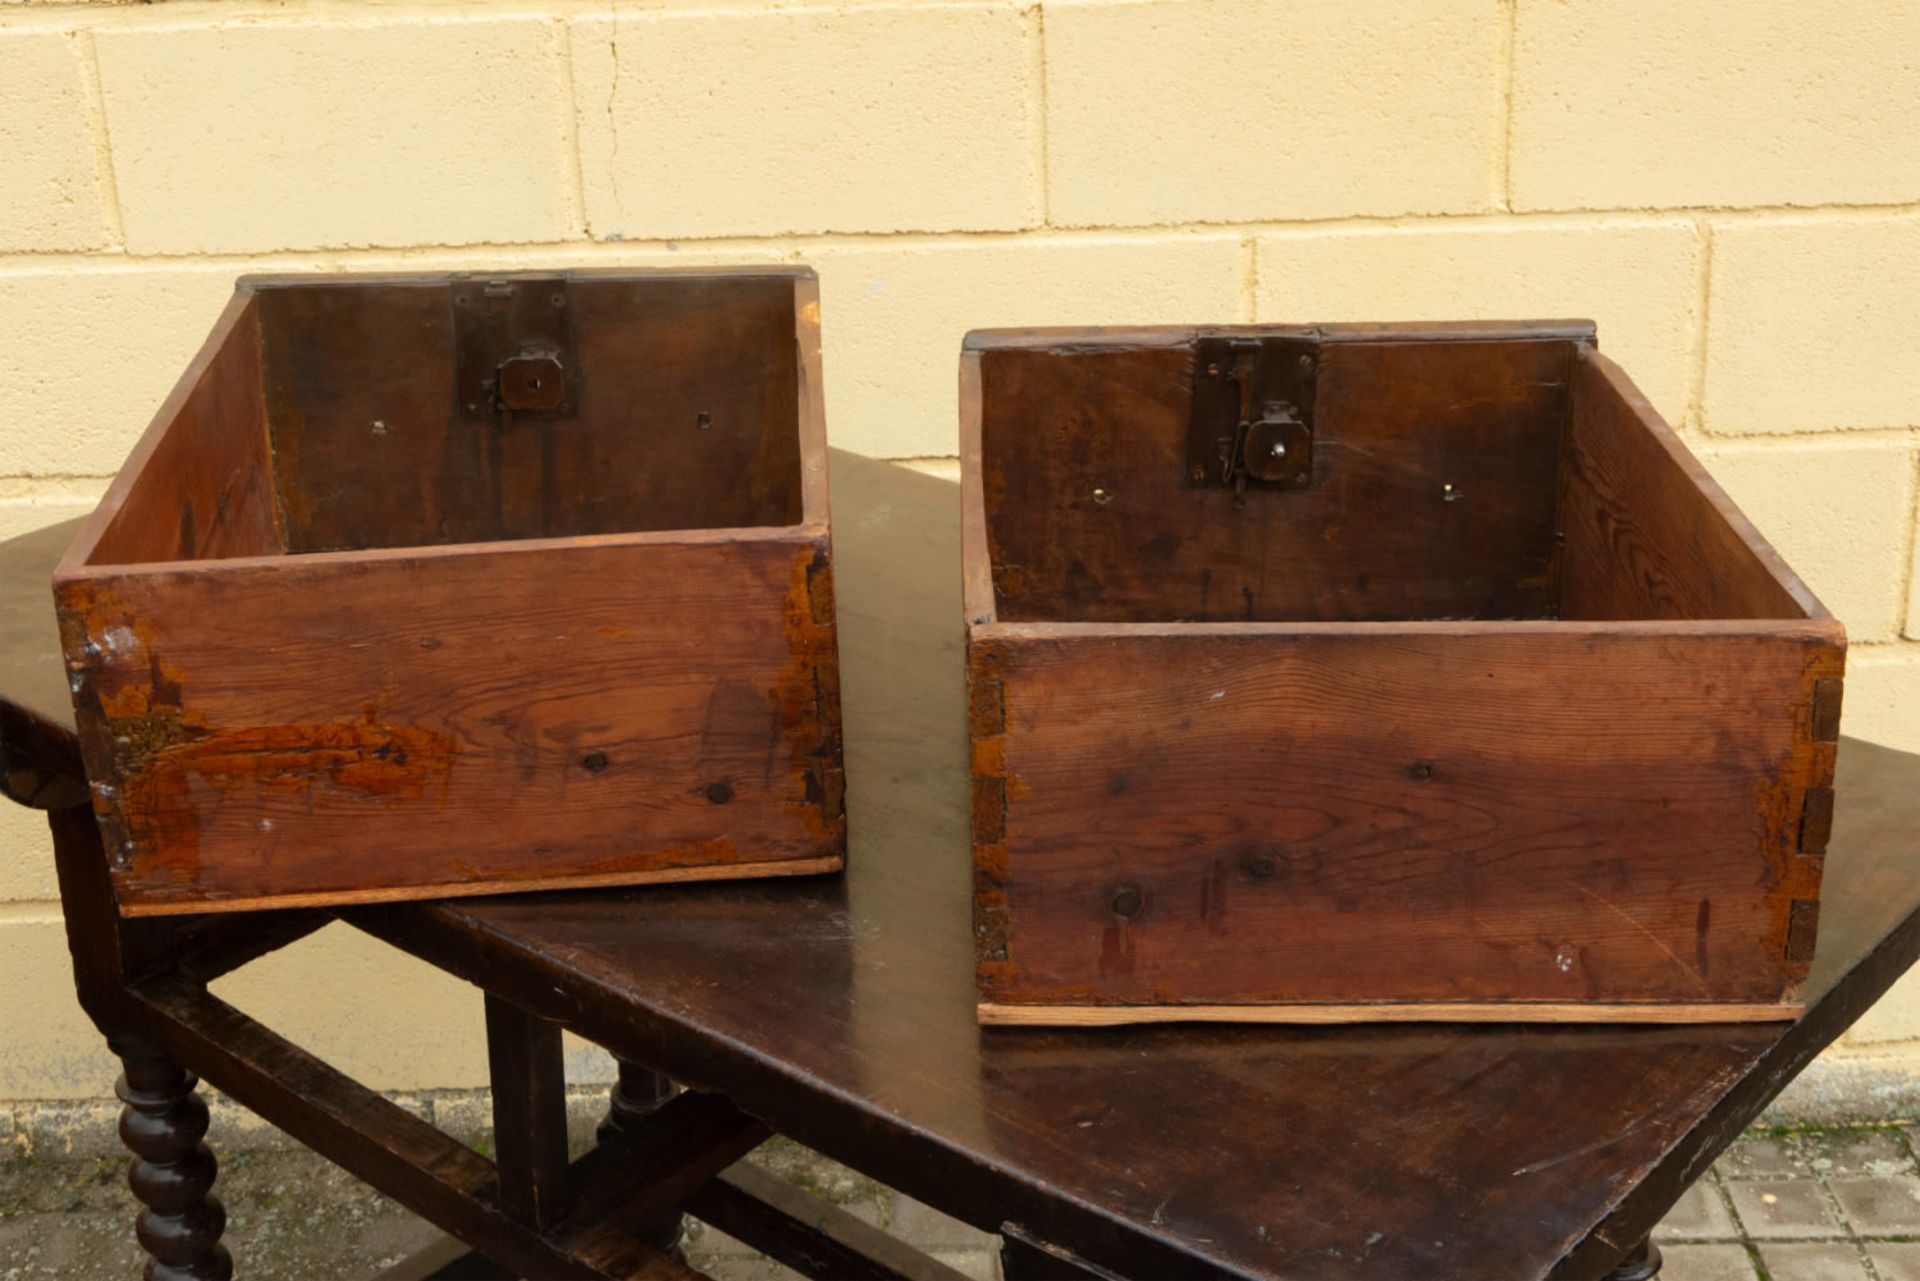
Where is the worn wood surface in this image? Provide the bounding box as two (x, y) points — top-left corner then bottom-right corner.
(1559, 350), (1818, 621)
(55, 269), (843, 913)
(964, 325), (1843, 1020)
(255, 273), (805, 552)
(333, 453), (1920, 1281)
(685, 1163), (976, 1281)
(6, 454), (1917, 1279)
(483, 994), (571, 1231)
(89, 293), (281, 568)
(971, 621), (1839, 1014)
(973, 327), (1579, 624)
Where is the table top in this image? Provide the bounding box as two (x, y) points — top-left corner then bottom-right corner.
(9, 453), (1920, 1280)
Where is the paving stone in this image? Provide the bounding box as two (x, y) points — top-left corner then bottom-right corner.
(1725, 1178), (1843, 1238)
(931, 1247), (1002, 1281)
(694, 1257), (808, 1281)
(893, 1193), (996, 1249)
(11, 1101), (121, 1160)
(0, 1211), (145, 1274)
(0, 1154), (127, 1217)
(1716, 1134), (1812, 1180)
(1867, 1241), (1920, 1281)
(429, 1091), (493, 1149)
(1656, 1180), (1739, 1241)
(1657, 1242), (1758, 1281)
(1801, 1128), (1916, 1178)
(1829, 1175), (1920, 1233)
(1756, 1241), (1872, 1280)
(746, 1142), (888, 1227)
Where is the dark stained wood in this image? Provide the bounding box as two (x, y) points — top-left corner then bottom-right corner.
(127, 974), (696, 1280)
(963, 325), (1844, 1022)
(343, 454), (1918, 1280)
(111, 1033), (233, 1280)
(6, 455), (1918, 1281)
(684, 1163), (975, 1281)
(1000, 1223), (1127, 1280)
(973, 329), (1578, 624)
(253, 272), (804, 552)
(0, 516), (89, 809)
(484, 993), (572, 1230)
(1559, 350), (1819, 621)
(598, 1058), (687, 1254)
(55, 269), (843, 914)
(561, 1091), (770, 1267)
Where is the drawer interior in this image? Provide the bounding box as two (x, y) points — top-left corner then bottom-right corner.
(972, 330), (1811, 626)
(86, 272), (807, 565)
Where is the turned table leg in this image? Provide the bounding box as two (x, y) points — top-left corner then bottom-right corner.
(597, 1057), (684, 1255)
(111, 1034), (232, 1281)
(1605, 1236), (1662, 1280)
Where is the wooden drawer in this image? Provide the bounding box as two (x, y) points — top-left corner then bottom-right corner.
(962, 322), (1843, 1026)
(56, 268), (844, 915)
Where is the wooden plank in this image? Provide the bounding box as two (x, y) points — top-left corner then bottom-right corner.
(562, 1092), (771, 1268)
(57, 527), (843, 912)
(978, 1000), (1803, 1026)
(119, 856), (843, 918)
(254, 272), (806, 554)
(999, 1224), (1129, 1281)
(485, 993), (572, 1231)
(1558, 349), (1822, 621)
(127, 976), (628, 1279)
(684, 1163), (975, 1281)
(973, 336), (1574, 624)
(974, 621), (1842, 1011)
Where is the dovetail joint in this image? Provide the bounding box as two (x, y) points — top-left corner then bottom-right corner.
(1798, 786), (1835, 859)
(806, 553), (836, 627)
(1811, 678), (1843, 742)
(1784, 899), (1821, 965)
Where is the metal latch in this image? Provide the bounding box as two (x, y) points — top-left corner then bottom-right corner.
(452, 277), (577, 419)
(1188, 334), (1317, 496)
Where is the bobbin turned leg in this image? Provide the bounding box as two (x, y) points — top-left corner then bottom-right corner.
(110, 1034), (232, 1281)
(597, 1057), (683, 1255)
(1604, 1236), (1662, 1280)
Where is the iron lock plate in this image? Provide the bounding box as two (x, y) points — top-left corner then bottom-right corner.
(1188, 334), (1318, 494)
(452, 277), (577, 419)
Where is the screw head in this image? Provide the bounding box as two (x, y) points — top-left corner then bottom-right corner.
(1269, 441), (1288, 459)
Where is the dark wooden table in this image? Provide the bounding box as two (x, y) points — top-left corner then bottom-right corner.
(4, 451), (1919, 1280)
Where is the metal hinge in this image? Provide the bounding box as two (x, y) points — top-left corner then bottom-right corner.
(1188, 334), (1317, 497)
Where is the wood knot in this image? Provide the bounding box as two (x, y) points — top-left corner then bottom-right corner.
(704, 780), (734, 805)
(580, 751), (610, 774)
(1110, 884), (1145, 919)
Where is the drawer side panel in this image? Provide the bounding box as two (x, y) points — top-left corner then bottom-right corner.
(57, 533), (843, 912)
(978, 626), (1840, 1010)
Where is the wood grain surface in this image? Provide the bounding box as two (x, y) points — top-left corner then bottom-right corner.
(963, 324), (1844, 1021)
(56, 269), (843, 913)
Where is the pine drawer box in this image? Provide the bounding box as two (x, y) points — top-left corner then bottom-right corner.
(56, 268), (844, 915)
(962, 322), (1844, 1027)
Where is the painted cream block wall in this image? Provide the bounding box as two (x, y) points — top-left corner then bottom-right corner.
(0, 0), (1916, 1099)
